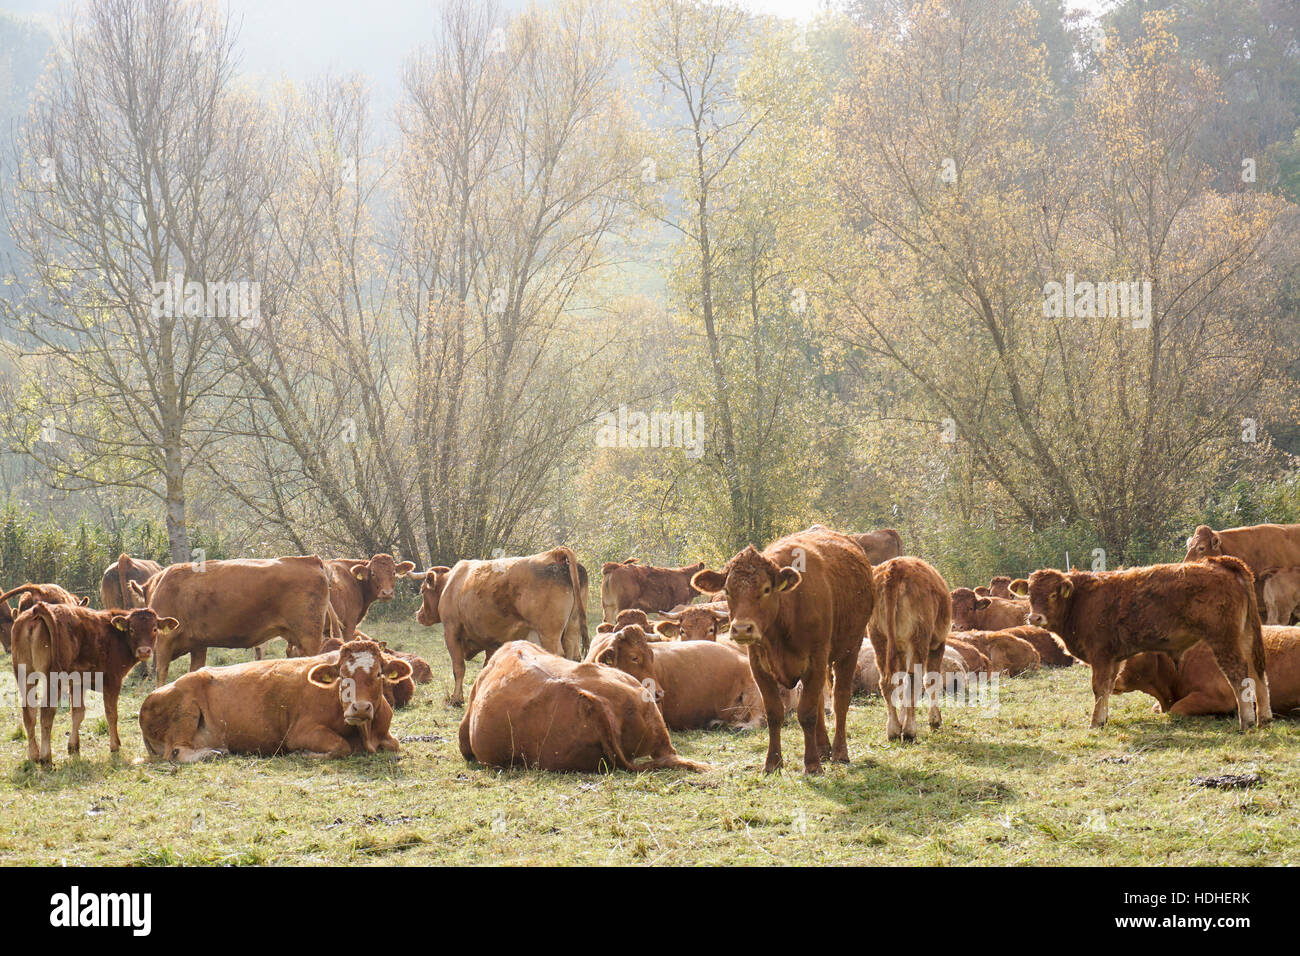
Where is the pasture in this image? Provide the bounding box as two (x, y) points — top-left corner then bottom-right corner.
(0, 613), (1296, 866)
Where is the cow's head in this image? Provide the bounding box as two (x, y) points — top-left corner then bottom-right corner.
(349, 553), (416, 603)
(691, 546), (800, 646)
(1184, 525), (1223, 561)
(950, 587), (990, 630)
(614, 608), (652, 630)
(127, 579), (149, 609)
(110, 608), (178, 662)
(594, 625), (659, 691)
(414, 567), (452, 626)
(989, 576), (1013, 598)
(653, 604), (729, 642)
(1025, 569), (1076, 632)
(1112, 652), (1179, 712)
(306, 639), (412, 728)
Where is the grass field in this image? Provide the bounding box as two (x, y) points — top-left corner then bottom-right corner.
(0, 614), (1296, 866)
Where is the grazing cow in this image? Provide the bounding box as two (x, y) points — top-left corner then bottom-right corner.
(653, 602), (730, 642)
(866, 557), (952, 740)
(945, 636), (992, 673)
(1114, 626), (1300, 717)
(849, 528), (903, 565)
(587, 624), (764, 730)
(414, 547), (584, 705)
(600, 559), (705, 623)
(10, 604), (176, 762)
(998, 624), (1075, 667)
(949, 629), (1040, 676)
(100, 554), (164, 610)
(855, 642), (968, 695)
(458, 640), (709, 772)
(140, 639), (411, 760)
(950, 588), (1028, 631)
(325, 554), (416, 640)
(1025, 557), (1271, 729)
(129, 555), (339, 686)
(1258, 567), (1300, 625)
(0, 583), (87, 653)
(691, 526), (875, 774)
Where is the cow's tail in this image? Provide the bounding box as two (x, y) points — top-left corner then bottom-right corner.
(557, 545), (583, 635)
(0, 584), (44, 608)
(325, 601), (345, 645)
(576, 689), (640, 772)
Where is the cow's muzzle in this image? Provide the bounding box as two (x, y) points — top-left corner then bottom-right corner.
(136, 647), (154, 661)
(1028, 613), (1047, 628)
(729, 619), (760, 645)
(344, 702), (374, 726)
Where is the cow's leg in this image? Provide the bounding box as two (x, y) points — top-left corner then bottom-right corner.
(601, 596), (617, 625)
(189, 646), (208, 672)
(925, 641), (945, 730)
(253, 644), (265, 661)
(871, 631), (901, 739)
(444, 624), (467, 706)
(829, 653), (855, 763)
(900, 648), (920, 742)
(750, 663), (786, 774)
(1168, 691), (1237, 718)
(1089, 658), (1116, 728)
(284, 725), (352, 758)
(68, 702), (84, 756)
(19, 692), (38, 762)
(1246, 625), (1272, 726)
(153, 636), (175, 689)
(103, 681), (123, 752)
(1205, 643), (1255, 731)
(38, 704), (56, 763)
(797, 663), (828, 774)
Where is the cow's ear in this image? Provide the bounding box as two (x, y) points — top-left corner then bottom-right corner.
(653, 619), (681, 639)
(1057, 581), (1073, 601)
(691, 569), (726, 594)
(596, 647), (617, 666)
(157, 617), (180, 635)
(596, 622), (614, 634)
(1009, 579), (1028, 597)
(127, 580), (147, 607)
(78, 596), (89, 606)
(349, 562), (369, 581)
(775, 567), (802, 592)
(1209, 533), (1221, 549)
(974, 597), (990, 610)
(306, 662), (341, 688)
(395, 561), (415, 575)
(382, 657), (413, 684)
(110, 615), (130, 631)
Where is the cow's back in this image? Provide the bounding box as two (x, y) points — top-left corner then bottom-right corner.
(768, 528), (875, 650)
(1217, 525), (1300, 573)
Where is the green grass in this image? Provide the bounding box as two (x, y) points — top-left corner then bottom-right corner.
(0, 615), (1296, 865)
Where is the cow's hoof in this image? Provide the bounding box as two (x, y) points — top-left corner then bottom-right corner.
(763, 759), (783, 774)
(803, 762), (824, 775)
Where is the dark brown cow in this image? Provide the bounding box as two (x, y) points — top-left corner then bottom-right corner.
(653, 602), (730, 642)
(129, 555), (338, 686)
(100, 553), (164, 610)
(140, 639), (411, 760)
(10, 603), (177, 762)
(414, 547), (584, 705)
(866, 557), (952, 740)
(1025, 557), (1271, 730)
(1114, 626), (1300, 717)
(950, 587), (1028, 631)
(691, 526), (875, 774)
(325, 554), (416, 640)
(949, 629), (1040, 676)
(0, 583), (87, 653)
(600, 559), (705, 623)
(849, 528), (903, 565)
(458, 640), (709, 772)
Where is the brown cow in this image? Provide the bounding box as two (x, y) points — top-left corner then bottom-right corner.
(414, 546), (584, 705)
(0, 583), (88, 653)
(989, 576), (1014, 599)
(867, 557), (952, 740)
(949, 629), (1040, 676)
(1258, 567), (1300, 625)
(1025, 557), (1271, 729)
(458, 640), (709, 772)
(140, 639), (411, 760)
(1185, 523), (1300, 606)
(600, 559), (705, 623)
(587, 624), (764, 730)
(946, 636), (992, 673)
(10, 603), (177, 762)
(691, 526), (875, 774)
(849, 528), (903, 565)
(855, 642), (968, 695)
(653, 602), (730, 642)
(1114, 626), (1300, 717)
(950, 587), (1028, 631)
(325, 554), (416, 640)
(318, 633), (428, 708)
(100, 553), (164, 610)
(129, 555), (338, 686)
(999, 624), (1075, 667)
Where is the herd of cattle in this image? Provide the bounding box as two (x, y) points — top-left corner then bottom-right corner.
(2, 521), (1299, 774)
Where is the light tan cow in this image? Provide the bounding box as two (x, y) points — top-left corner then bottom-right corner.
(867, 557), (952, 740)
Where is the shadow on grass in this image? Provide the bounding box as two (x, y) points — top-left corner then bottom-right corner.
(801, 758), (1019, 829)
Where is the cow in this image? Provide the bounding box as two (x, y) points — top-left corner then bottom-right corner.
(950, 587), (1028, 631)
(1114, 626), (1300, 718)
(1259, 567), (1300, 625)
(691, 526), (875, 774)
(458, 640), (709, 772)
(1185, 523), (1300, 606)
(413, 546), (584, 705)
(855, 642), (968, 695)
(849, 528), (903, 565)
(652, 602), (730, 642)
(1025, 557), (1271, 730)
(140, 638), (412, 761)
(600, 559), (705, 623)
(10, 603), (177, 762)
(998, 624), (1075, 667)
(100, 553), (164, 610)
(128, 555), (339, 686)
(866, 557), (952, 740)
(949, 629), (1040, 676)
(324, 554), (416, 640)
(318, 634), (428, 708)
(587, 624), (765, 730)
(945, 636), (992, 673)
(0, 583), (87, 653)
(989, 576), (1014, 599)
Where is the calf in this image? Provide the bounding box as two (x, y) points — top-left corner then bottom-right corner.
(140, 639), (412, 760)
(946, 636), (992, 673)
(950, 588), (1028, 631)
(692, 526), (875, 774)
(0, 583), (87, 653)
(10, 604), (177, 762)
(652, 602), (730, 642)
(1259, 567), (1300, 625)
(1114, 626), (1300, 717)
(1026, 557), (1271, 729)
(600, 559), (705, 623)
(588, 624), (764, 730)
(866, 557), (952, 740)
(949, 629), (1040, 676)
(458, 640), (709, 772)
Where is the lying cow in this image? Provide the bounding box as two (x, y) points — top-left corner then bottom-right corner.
(997, 624), (1074, 667)
(949, 629), (1040, 676)
(100, 554), (164, 610)
(318, 634), (429, 708)
(458, 640), (709, 772)
(10, 604), (176, 762)
(951, 588), (1028, 631)
(854, 642), (968, 695)
(413, 546), (585, 705)
(946, 636), (992, 673)
(1025, 557), (1271, 729)
(140, 639), (412, 760)
(587, 624), (764, 729)
(0, 583), (88, 653)
(600, 559), (705, 623)
(652, 602), (730, 642)
(1114, 626), (1300, 718)
(1259, 567), (1300, 625)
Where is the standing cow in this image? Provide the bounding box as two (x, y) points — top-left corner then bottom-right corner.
(600, 559), (705, 623)
(691, 526), (875, 774)
(100, 553), (164, 610)
(325, 554), (416, 639)
(1185, 523), (1300, 606)
(849, 528), (903, 565)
